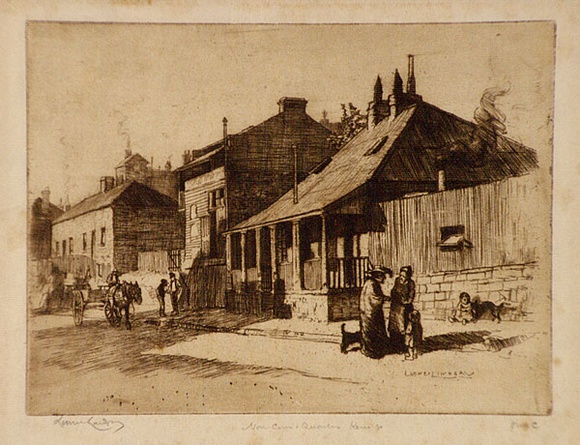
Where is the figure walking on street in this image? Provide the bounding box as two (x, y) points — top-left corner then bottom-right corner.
(388, 265), (416, 353)
(168, 272), (181, 316)
(359, 266), (393, 359)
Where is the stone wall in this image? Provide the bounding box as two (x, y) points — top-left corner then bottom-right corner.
(284, 292), (329, 322)
(414, 262), (536, 320)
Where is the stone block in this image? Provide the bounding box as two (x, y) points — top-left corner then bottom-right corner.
(431, 274), (446, 284)
(434, 291), (447, 301)
(426, 283), (441, 293)
(415, 276), (431, 285)
(492, 266), (524, 280)
(467, 271), (487, 280)
(440, 282), (452, 292)
(418, 284), (428, 294)
(443, 273), (457, 282)
(422, 301), (435, 310)
(455, 273), (467, 282)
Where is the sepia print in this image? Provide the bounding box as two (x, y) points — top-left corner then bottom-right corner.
(27, 22), (554, 415)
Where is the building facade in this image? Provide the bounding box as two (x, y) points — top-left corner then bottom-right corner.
(176, 96), (337, 309)
(226, 59), (540, 322)
(52, 180), (181, 279)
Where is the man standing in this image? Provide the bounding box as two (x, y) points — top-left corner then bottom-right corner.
(168, 272), (181, 316)
(156, 279), (168, 318)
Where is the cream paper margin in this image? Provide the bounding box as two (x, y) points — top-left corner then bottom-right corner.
(0, 1), (578, 444)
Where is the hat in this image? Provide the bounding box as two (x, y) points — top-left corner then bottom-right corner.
(400, 265), (413, 277)
(169, 272), (175, 277)
(369, 266), (392, 277)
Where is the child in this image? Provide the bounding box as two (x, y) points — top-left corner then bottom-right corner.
(405, 309), (423, 360)
(448, 292), (475, 325)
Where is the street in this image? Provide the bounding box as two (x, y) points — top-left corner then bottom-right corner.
(28, 307), (551, 415)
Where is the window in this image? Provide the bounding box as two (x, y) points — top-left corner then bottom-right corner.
(69, 237), (74, 254)
(82, 233), (87, 251)
(437, 225), (473, 251)
(100, 227), (106, 246)
(62, 240), (66, 257)
(208, 188), (225, 211)
(97, 263), (102, 278)
(55, 241), (60, 256)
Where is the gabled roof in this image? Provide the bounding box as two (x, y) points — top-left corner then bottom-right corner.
(229, 105), (417, 231)
(176, 108), (333, 173)
(53, 181), (177, 224)
(229, 101), (538, 232)
(116, 153), (149, 168)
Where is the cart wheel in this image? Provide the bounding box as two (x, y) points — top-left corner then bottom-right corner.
(104, 301), (121, 327)
(72, 290), (84, 326)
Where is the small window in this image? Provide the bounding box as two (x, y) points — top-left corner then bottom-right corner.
(100, 227), (106, 246)
(82, 233), (87, 251)
(231, 232), (242, 270)
(364, 135), (388, 156)
(437, 225), (473, 251)
(69, 237), (74, 254)
(55, 241), (60, 256)
(62, 240), (67, 257)
(190, 223), (199, 240)
(208, 188), (225, 210)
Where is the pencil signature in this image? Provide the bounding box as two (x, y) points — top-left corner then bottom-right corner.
(53, 416), (125, 433)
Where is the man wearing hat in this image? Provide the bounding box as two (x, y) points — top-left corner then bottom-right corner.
(359, 265), (393, 359)
(168, 272), (182, 316)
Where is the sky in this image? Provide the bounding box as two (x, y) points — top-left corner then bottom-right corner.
(27, 22), (554, 206)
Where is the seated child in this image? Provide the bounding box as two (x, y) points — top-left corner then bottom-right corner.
(448, 292), (475, 324)
(405, 309), (423, 360)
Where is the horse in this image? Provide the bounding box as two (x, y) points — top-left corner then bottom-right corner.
(109, 281), (142, 330)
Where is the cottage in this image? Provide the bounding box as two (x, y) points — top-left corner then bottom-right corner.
(52, 180), (181, 280)
(175, 97), (336, 309)
(226, 57), (539, 322)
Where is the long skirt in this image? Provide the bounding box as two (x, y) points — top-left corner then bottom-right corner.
(360, 307), (389, 359)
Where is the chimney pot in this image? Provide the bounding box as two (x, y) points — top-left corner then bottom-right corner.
(124, 148), (132, 159)
(100, 176), (115, 193)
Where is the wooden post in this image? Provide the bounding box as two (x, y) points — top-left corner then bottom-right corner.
(255, 228), (262, 312)
(269, 225), (277, 292)
(320, 214), (328, 291)
(240, 231), (247, 283)
(292, 220), (301, 291)
(240, 231), (247, 313)
(225, 233), (232, 271)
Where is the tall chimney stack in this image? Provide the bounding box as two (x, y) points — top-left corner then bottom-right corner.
(41, 187), (50, 212)
(407, 54), (416, 95)
(438, 169), (446, 192)
(222, 117), (228, 147)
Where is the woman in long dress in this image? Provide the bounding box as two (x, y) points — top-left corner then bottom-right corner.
(359, 266), (393, 359)
(388, 265), (416, 353)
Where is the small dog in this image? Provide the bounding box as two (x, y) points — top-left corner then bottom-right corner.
(472, 299), (506, 323)
(340, 323), (361, 354)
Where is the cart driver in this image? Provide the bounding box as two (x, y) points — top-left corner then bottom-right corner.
(107, 269), (121, 307)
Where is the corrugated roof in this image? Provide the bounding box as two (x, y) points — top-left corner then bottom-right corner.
(53, 181), (177, 224)
(229, 105), (417, 231)
(229, 101), (538, 232)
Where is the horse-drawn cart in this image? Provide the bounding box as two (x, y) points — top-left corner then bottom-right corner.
(66, 275), (141, 328)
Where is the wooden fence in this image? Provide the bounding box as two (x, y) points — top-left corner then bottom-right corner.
(369, 175), (542, 275)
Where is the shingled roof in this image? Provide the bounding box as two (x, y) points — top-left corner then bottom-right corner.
(53, 181), (177, 224)
(228, 101), (537, 232)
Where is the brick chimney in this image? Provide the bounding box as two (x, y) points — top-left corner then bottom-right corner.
(100, 176), (115, 193)
(41, 187), (50, 212)
(278, 97), (307, 114)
